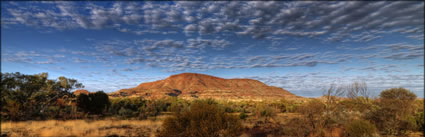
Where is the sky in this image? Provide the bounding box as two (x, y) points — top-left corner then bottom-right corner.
(1, 1), (424, 97)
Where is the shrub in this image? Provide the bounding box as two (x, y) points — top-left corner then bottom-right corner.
(118, 107), (135, 118)
(399, 115), (419, 132)
(109, 97), (146, 119)
(296, 99), (327, 133)
(76, 91), (110, 114)
(90, 91), (110, 114)
(337, 98), (374, 113)
(45, 106), (61, 119)
(3, 100), (23, 120)
(255, 104), (276, 119)
(142, 99), (168, 117)
(77, 94), (90, 112)
(367, 88), (417, 135)
(159, 99), (243, 137)
(167, 98), (189, 114)
(344, 119), (377, 137)
(282, 117), (311, 137)
(415, 111), (424, 132)
(239, 112), (248, 120)
(222, 102), (235, 113)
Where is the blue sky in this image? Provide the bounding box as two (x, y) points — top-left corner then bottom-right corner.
(1, 1), (424, 97)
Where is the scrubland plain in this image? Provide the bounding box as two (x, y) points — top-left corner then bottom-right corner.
(1, 72), (424, 137)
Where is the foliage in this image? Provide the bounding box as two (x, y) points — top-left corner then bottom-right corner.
(346, 81), (371, 101)
(344, 119), (377, 137)
(338, 98), (371, 111)
(1, 72), (83, 120)
(255, 104), (276, 119)
(367, 88), (417, 136)
(414, 111), (424, 132)
(282, 117), (312, 137)
(142, 99), (168, 117)
(76, 91), (110, 114)
(159, 99), (243, 137)
(239, 112), (248, 120)
(278, 99), (299, 113)
(167, 97), (189, 114)
(380, 88), (417, 100)
(297, 99), (327, 135)
(109, 97), (146, 118)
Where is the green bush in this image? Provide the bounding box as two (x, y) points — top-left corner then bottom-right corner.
(344, 119), (377, 137)
(118, 107), (135, 118)
(239, 112), (248, 120)
(367, 88), (417, 135)
(296, 99), (327, 134)
(282, 117), (311, 137)
(415, 111), (424, 132)
(159, 99), (243, 137)
(142, 99), (168, 117)
(269, 99), (299, 113)
(167, 98), (189, 114)
(222, 102), (235, 113)
(399, 115), (419, 132)
(109, 97), (146, 118)
(76, 91), (110, 114)
(255, 104), (276, 119)
(337, 98), (374, 113)
(45, 106), (61, 119)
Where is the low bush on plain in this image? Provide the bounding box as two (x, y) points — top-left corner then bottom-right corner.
(344, 119), (377, 137)
(159, 99), (243, 137)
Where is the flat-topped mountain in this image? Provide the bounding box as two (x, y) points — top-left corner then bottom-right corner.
(109, 73), (298, 100)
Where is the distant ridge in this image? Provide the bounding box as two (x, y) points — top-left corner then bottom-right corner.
(110, 73), (298, 100)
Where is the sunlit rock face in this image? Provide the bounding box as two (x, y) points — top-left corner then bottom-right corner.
(73, 89), (90, 96)
(110, 73), (299, 100)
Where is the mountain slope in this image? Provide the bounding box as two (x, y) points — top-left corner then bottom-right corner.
(110, 73), (298, 100)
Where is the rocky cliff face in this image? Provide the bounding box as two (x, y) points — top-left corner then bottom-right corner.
(110, 73), (298, 100)
(73, 89), (90, 96)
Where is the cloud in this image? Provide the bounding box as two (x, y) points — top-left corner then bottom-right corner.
(345, 64), (407, 73)
(244, 72), (424, 97)
(383, 52), (424, 60)
(121, 66), (141, 72)
(73, 58), (89, 63)
(2, 1), (423, 95)
(2, 51), (63, 64)
(2, 1), (423, 41)
(184, 24), (198, 34)
(186, 38), (231, 50)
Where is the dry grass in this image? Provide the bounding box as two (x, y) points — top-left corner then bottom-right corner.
(1, 116), (168, 137)
(2, 113), (423, 137)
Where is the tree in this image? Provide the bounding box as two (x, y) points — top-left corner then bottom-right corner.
(367, 88), (417, 135)
(76, 94), (91, 113)
(1, 72), (84, 120)
(379, 88), (416, 118)
(346, 81), (371, 101)
(322, 83), (345, 120)
(298, 99), (326, 134)
(323, 83), (345, 110)
(76, 91), (110, 114)
(90, 91), (110, 114)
